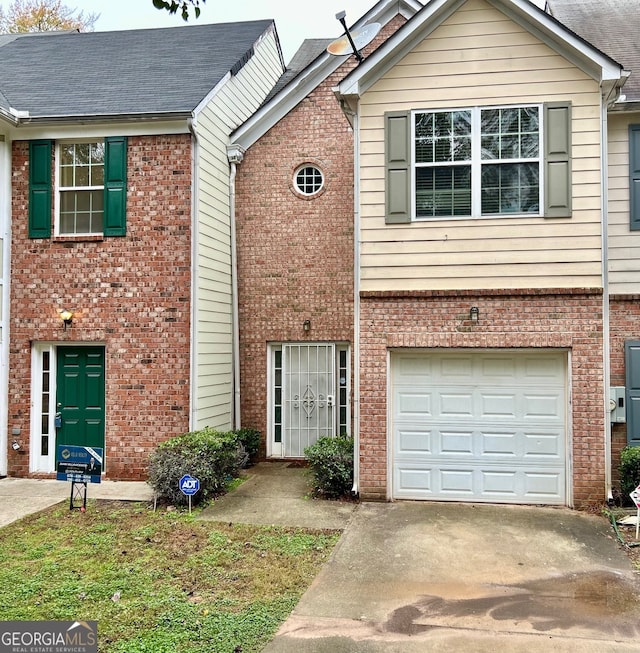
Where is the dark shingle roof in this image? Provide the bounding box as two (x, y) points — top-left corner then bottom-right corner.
(0, 20), (273, 119)
(547, 0), (640, 101)
(263, 38), (332, 104)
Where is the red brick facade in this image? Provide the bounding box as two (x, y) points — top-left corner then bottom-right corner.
(7, 134), (192, 479)
(234, 69), (356, 453)
(609, 296), (640, 490)
(358, 289), (606, 508)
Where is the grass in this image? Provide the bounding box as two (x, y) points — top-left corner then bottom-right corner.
(0, 500), (340, 652)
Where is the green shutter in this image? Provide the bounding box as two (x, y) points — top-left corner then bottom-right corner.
(104, 136), (127, 236)
(629, 125), (640, 230)
(28, 140), (52, 238)
(544, 102), (572, 218)
(626, 341), (640, 446)
(385, 111), (411, 224)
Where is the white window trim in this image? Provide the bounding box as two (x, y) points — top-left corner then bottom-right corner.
(411, 103), (543, 221)
(30, 343), (57, 473)
(54, 140), (105, 237)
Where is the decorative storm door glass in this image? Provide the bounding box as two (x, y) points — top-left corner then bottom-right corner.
(282, 344), (335, 457)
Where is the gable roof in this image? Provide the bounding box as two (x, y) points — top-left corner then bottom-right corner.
(231, 0), (423, 151)
(0, 20), (276, 123)
(547, 0), (640, 105)
(337, 0), (625, 107)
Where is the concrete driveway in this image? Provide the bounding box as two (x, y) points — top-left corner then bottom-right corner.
(263, 502), (640, 652)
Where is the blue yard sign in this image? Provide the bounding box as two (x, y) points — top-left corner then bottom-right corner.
(179, 474), (200, 496)
(56, 445), (103, 484)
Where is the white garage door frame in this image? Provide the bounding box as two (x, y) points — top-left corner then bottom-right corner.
(387, 348), (572, 506)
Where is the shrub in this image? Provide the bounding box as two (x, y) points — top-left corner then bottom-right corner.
(148, 427), (240, 506)
(304, 436), (354, 499)
(620, 445), (640, 502)
(232, 427), (261, 464)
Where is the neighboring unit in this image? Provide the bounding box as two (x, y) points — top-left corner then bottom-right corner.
(231, 0), (640, 508)
(0, 22), (285, 479)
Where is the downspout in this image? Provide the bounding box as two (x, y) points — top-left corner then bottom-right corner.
(187, 116), (199, 431)
(601, 96), (612, 502)
(344, 102), (361, 496)
(227, 145), (245, 430)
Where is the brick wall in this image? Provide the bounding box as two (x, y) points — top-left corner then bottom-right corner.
(234, 16), (405, 456)
(7, 134), (192, 479)
(359, 289), (606, 508)
(609, 296), (640, 492)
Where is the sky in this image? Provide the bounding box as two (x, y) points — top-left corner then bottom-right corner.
(0, 0), (382, 63)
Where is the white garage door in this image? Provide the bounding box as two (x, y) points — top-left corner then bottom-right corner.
(391, 351), (567, 504)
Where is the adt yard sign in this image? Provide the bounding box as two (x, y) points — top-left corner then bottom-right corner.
(179, 474), (200, 496)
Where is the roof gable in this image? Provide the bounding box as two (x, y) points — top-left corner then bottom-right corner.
(0, 20), (277, 122)
(337, 0), (625, 105)
(231, 0), (423, 151)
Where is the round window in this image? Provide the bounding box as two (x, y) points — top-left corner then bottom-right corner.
(294, 165), (324, 196)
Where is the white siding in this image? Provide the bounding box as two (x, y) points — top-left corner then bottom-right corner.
(608, 111), (640, 294)
(193, 29), (283, 429)
(359, 0), (604, 292)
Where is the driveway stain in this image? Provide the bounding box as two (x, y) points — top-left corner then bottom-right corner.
(384, 570), (640, 637)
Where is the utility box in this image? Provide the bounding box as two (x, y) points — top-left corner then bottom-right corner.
(610, 387), (626, 423)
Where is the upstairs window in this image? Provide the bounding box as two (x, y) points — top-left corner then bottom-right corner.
(58, 142), (105, 235)
(384, 102), (570, 224)
(413, 105), (540, 219)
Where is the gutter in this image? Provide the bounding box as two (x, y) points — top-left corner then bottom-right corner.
(227, 144), (245, 430)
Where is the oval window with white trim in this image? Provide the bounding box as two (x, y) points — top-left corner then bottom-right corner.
(294, 165), (324, 196)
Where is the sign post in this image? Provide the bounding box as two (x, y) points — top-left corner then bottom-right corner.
(630, 485), (640, 540)
(179, 474), (200, 514)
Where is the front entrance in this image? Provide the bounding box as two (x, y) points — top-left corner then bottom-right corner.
(269, 343), (350, 458)
(31, 344), (105, 472)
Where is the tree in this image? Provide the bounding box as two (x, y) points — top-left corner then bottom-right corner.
(152, 0), (206, 21)
(0, 0), (98, 33)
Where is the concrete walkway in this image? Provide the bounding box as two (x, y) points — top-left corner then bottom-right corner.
(199, 461), (357, 530)
(0, 476), (153, 528)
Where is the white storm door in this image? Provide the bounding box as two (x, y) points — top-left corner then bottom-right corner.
(282, 344), (336, 457)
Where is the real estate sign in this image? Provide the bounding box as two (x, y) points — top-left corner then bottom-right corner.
(56, 445), (103, 484)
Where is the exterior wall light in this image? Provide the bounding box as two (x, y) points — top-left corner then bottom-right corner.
(470, 306), (479, 321)
(303, 319), (311, 332)
(11, 441), (20, 451)
(58, 308), (73, 330)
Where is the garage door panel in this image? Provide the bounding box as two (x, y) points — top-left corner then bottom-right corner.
(392, 352), (567, 504)
(397, 392), (432, 417)
(397, 429), (432, 454)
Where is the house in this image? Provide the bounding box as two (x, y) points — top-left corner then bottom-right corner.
(0, 22), (285, 479)
(231, 0), (640, 508)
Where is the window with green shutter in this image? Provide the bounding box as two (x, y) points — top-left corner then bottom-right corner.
(384, 102), (572, 223)
(28, 137), (127, 238)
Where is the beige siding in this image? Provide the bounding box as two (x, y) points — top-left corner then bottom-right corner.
(193, 30), (283, 429)
(608, 111), (640, 294)
(359, 0), (604, 292)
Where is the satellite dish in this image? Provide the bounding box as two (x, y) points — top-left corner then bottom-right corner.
(326, 13), (381, 62)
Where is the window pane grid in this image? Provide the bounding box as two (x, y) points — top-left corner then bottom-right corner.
(58, 142), (105, 235)
(294, 166), (323, 195)
(413, 106), (540, 218)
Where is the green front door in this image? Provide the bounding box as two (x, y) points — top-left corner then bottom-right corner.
(56, 346), (105, 450)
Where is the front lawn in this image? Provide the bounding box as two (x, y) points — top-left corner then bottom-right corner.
(0, 500), (339, 652)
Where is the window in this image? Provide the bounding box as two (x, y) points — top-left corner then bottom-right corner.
(28, 136), (127, 239)
(58, 142), (105, 235)
(294, 165), (324, 196)
(414, 106), (540, 219)
(384, 102), (570, 224)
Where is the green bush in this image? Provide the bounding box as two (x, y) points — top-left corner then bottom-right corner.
(620, 445), (640, 502)
(232, 427), (261, 463)
(148, 427), (240, 506)
(304, 436), (354, 499)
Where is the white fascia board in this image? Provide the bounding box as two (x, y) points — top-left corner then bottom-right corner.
(232, 0), (423, 151)
(338, 0), (624, 100)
